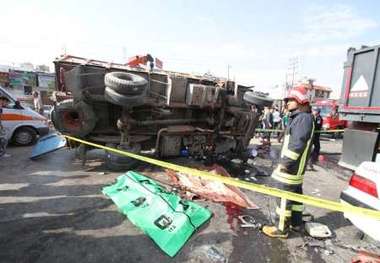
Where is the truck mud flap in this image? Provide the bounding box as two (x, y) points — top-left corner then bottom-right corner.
(339, 128), (379, 170)
(102, 171), (212, 257)
(30, 133), (66, 160)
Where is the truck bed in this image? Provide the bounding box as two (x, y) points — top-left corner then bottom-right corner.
(339, 45), (380, 123)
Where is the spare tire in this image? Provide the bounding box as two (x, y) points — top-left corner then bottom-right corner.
(105, 72), (148, 95)
(243, 91), (273, 108)
(52, 99), (97, 137)
(104, 86), (145, 108)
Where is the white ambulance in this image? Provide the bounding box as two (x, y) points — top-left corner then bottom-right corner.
(0, 87), (49, 145)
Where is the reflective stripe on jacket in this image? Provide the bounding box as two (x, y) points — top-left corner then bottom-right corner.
(272, 110), (314, 185)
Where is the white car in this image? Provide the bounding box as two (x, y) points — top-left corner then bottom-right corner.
(0, 87), (49, 145)
(340, 161), (380, 241)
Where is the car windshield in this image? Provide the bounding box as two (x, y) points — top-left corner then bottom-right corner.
(312, 105), (332, 117)
(319, 106), (332, 117)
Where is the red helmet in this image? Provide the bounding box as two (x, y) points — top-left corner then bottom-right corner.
(285, 86), (310, 104)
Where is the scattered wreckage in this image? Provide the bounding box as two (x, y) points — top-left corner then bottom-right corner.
(51, 55), (273, 169)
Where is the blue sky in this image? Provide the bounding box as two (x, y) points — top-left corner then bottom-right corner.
(1, 0), (379, 98)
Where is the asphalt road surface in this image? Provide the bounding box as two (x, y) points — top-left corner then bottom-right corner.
(0, 138), (379, 263)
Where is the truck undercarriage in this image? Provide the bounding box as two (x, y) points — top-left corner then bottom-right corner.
(52, 55), (272, 169)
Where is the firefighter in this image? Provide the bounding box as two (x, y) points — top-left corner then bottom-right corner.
(262, 86), (315, 238)
(309, 108), (323, 170)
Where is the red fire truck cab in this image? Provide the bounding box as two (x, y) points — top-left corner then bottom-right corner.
(312, 99), (347, 130)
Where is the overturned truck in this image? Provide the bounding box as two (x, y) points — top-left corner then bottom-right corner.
(52, 55), (272, 169)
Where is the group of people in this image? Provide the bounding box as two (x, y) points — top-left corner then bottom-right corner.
(259, 86), (323, 239)
(260, 106), (289, 144)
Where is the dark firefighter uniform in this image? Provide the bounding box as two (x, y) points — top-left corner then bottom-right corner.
(311, 112), (323, 164)
(267, 109), (314, 236)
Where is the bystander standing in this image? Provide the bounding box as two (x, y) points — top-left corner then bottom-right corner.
(0, 96), (11, 158)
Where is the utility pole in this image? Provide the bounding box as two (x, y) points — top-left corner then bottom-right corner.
(122, 46), (127, 61)
(285, 57), (299, 94)
(62, 44), (67, 55)
(227, 64), (231, 81)
(289, 57), (299, 88)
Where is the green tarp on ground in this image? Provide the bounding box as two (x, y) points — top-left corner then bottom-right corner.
(102, 171), (212, 257)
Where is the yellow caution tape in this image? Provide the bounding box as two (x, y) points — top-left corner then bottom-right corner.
(64, 135), (380, 220)
(256, 128), (344, 133)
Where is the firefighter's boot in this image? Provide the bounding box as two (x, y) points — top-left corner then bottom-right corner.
(262, 225), (289, 239)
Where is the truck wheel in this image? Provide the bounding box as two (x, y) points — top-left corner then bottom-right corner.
(52, 99), (97, 137)
(13, 127), (37, 146)
(243, 91), (273, 108)
(105, 72), (148, 95)
(104, 143), (141, 171)
(104, 87), (145, 108)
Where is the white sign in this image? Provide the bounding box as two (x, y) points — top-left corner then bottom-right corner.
(349, 75), (369, 98)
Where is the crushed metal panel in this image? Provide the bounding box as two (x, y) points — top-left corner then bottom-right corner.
(186, 84), (217, 107)
(166, 76), (187, 105)
(30, 133), (66, 159)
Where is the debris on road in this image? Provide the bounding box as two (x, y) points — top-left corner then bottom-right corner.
(305, 222), (332, 238)
(30, 133), (66, 159)
(205, 246), (226, 262)
(166, 164), (259, 209)
(231, 159), (243, 165)
(102, 171), (212, 257)
(298, 237), (335, 256)
(238, 215), (262, 229)
(302, 212), (314, 222)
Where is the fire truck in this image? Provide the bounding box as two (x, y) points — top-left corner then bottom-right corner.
(312, 99), (347, 131)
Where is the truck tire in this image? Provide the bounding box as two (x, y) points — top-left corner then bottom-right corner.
(243, 91), (273, 108)
(105, 72), (148, 95)
(13, 127), (37, 146)
(105, 143), (141, 171)
(52, 99), (97, 137)
(104, 86), (145, 108)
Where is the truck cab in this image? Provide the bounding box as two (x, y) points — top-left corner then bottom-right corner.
(312, 99), (347, 131)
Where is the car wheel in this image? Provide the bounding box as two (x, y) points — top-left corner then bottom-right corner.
(105, 72), (148, 95)
(104, 86), (145, 108)
(13, 127), (37, 146)
(243, 91), (273, 108)
(104, 143), (141, 171)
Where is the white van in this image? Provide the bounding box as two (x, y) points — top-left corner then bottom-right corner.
(0, 87), (49, 145)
